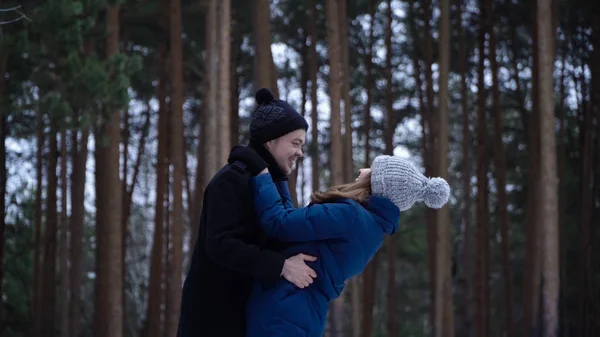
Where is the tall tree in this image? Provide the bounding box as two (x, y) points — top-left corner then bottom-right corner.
(435, 0), (454, 335)
(325, 0), (344, 335)
(486, 0), (514, 334)
(537, 0), (559, 335)
(383, 1), (398, 337)
(203, 0), (219, 182)
(41, 125), (58, 337)
(95, 4), (124, 336)
(32, 98), (45, 337)
(0, 44), (6, 330)
(456, 0), (473, 335)
(523, 2), (543, 335)
(217, 0), (231, 166)
(253, 0), (279, 96)
(165, 0), (185, 333)
(309, 0), (320, 193)
(59, 127), (70, 337)
(339, 0), (353, 184)
(475, 1), (491, 335)
(143, 1), (169, 335)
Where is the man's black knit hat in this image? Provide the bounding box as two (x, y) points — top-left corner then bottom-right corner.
(249, 88), (309, 144)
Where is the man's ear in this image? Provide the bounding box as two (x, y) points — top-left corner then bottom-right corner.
(264, 140), (273, 150)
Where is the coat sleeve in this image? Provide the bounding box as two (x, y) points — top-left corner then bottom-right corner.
(275, 181), (295, 209)
(204, 169), (286, 281)
(251, 173), (352, 242)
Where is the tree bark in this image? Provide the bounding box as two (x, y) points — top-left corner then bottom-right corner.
(203, 0), (219, 181)
(326, 0), (345, 335)
(32, 97), (45, 337)
(383, 1), (398, 336)
(166, 0), (185, 333)
(456, 0), (473, 335)
(95, 5), (124, 337)
(363, 0), (374, 168)
(475, 1), (490, 335)
(217, 0), (231, 166)
(0, 51), (7, 333)
(536, 0), (559, 335)
(361, 252), (380, 337)
(69, 118), (89, 337)
(253, 0), (279, 97)
(435, 0), (454, 335)
(524, 2), (543, 336)
(359, 3), (375, 336)
(486, 0), (514, 335)
(42, 126), (58, 337)
(339, 0), (353, 184)
(60, 127), (70, 337)
(309, 0), (320, 192)
(142, 2), (168, 335)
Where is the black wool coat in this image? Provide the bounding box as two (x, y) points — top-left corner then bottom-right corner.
(177, 145), (291, 337)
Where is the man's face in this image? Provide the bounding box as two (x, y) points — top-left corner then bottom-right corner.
(265, 129), (306, 175)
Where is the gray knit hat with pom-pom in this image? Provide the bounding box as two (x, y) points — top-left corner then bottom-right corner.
(370, 155), (450, 211)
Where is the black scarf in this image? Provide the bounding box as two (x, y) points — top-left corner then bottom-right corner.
(248, 141), (288, 182)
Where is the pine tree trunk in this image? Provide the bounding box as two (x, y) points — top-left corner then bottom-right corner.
(70, 40), (92, 337)
(326, 0), (345, 335)
(436, 0), (454, 335)
(475, 2), (490, 335)
(524, 2), (543, 335)
(253, 0), (279, 96)
(70, 115), (89, 337)
(0, 51), (6, 333)
(363, 0), (374, 168)
(421, 0), (438, 328)
(204, 0), (219, 181)
(456, 0), (473, 335)
(95, 5), (124, 337)
(536, 0), (559, 335)
(42, 127), (58, 337)
(230, 30), (241, 146)
(166, 0), (185, 333)
(486, 0), (514, 335)
(557, 40), (567, 337)
(383, 1), (398, 336)
(359, 3), (375, 336)
(60, 128), (70, 337)
(217, 0), (231, 166)
(309, 0), (320, 192)
(339, 0), (353, 183)
(361, 252), (380, 337)
(32, 105), (45, 337)
(144, 3), (168, 333)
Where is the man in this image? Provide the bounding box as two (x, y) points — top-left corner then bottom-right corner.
(178, 88), (317, 337)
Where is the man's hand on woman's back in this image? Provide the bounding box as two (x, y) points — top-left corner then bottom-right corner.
(281, 253), (318, 288)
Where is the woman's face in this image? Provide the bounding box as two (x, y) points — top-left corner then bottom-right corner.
(356, 168), (372, 182)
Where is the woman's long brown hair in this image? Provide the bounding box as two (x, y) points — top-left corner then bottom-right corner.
(310, 172), (372, 205)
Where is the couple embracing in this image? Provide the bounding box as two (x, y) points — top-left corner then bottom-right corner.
(177, 88), (450, 337)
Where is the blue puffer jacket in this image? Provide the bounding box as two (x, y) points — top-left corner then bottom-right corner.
(246, 174), (400, 337)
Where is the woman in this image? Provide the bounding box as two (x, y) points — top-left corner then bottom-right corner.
(244, 155), (450, 337)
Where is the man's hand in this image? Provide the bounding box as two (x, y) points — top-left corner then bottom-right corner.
(281, 253), (317, 288)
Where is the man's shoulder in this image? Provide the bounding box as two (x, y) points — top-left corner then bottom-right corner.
(206, 161), (252, 190)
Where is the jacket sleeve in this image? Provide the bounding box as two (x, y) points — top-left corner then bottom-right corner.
(204, 169), (286, 281)
(275, 181), (295, 209)
(251, 173), (351, 242)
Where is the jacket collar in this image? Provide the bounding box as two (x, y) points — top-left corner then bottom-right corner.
(363, 196), (400, 235)
(248, 141), (288, 181)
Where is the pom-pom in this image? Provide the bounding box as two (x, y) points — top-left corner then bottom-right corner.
(255, 88), (275, 105)
(423, 177), (450, 209)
